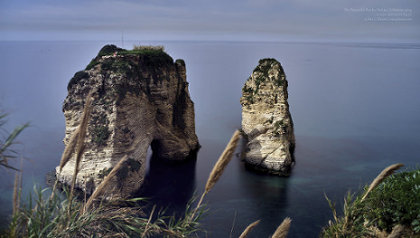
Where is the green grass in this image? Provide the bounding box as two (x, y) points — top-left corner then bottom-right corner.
(85, 44), (173, 71)
(0, 112), (28, 171)
(3, 185), (204, 238)
(364, 169), (420, 233)
(321, 168), (420, 237)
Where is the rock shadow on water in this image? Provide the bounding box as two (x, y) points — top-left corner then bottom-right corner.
(235, 160), (291, 237)
(134, 149), (197, 217)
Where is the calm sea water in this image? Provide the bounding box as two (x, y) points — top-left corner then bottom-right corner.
(0, 41), (419, 237)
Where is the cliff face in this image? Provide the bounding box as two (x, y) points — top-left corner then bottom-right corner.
(240, 58), (295, 175)
(56, 45), (199, 198)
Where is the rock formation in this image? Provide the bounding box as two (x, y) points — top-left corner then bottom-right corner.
(56, 45), (199, 198)
(240, 58), (295, 175)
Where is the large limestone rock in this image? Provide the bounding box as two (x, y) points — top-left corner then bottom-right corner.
(240, 58), (295, 175)
(56, 45), (199, 198)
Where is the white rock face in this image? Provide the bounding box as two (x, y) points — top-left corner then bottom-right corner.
(240, 58), (295, 175)
(56, 45), (199, 198)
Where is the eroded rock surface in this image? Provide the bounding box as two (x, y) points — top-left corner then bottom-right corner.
(240, 58), (295, 175)
(56, 45), (199, 198)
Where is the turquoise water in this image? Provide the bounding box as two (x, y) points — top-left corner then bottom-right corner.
(0, 41), (419, 237)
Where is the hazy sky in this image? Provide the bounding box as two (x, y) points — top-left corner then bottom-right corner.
(1, 0), (419, 42)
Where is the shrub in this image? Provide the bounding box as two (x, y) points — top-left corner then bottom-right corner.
(90, 114), (110, 146)
(364, 169), (420, 233)
(322, 167), (420, 237)
(133, 45), (165, 51)
(4, 185), (203, 238)
(92, 125), (110, 146)
(67, 71), (89, 91)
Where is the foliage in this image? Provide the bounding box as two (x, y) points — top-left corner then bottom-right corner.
(85, 44), (173, 71)
(242, 58), (285, 105)
(120, 48), (173, 67)
(0, 112), (28, 170)
(97, 45), (124, 57)
(321, 168), (420, 237)
(98, 167), (112, 179)
(67, 71), (89, 91)
(90, 114), (110, 146)
(364, 169), (420, 233)
(92, 126), (110, 146)
(322, 192), (370, 238)
(4, 185), (204, 238)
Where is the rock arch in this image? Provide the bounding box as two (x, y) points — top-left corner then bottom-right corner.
(56, 45), (199, 199)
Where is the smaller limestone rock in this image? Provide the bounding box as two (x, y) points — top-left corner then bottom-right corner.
(240, 58), (295, 175)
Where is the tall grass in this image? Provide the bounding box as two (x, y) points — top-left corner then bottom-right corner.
(321, 164), (419, 237)
(272, 217), (292, 238)
(239, 220), (260, 238)
(0, 112), (29, 171)
(5, 122), (294, 237)
(5, 116), (242, 238)
(190, 130), (241, 221)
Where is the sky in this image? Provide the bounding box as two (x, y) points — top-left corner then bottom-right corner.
(0, 0), (419, 42)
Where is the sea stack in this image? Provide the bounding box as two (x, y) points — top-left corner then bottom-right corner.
(56, 45), (199, 198)
(240, 58), (295, 175)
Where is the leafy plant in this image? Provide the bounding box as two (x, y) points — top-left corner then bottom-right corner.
(92, 126), (110, 146)
(322, 166), (420, 237)
(67, 71), (89, 91)
(364, 169), (420, 233)
(0, 112), (28, 170)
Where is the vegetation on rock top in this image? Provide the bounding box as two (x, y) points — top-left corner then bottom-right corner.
(85, 44), (173, 71)
(67, 44), (176, 91)
(241, 58), (286, 105)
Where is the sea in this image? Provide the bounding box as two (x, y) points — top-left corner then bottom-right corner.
(0, 40), (419, 237)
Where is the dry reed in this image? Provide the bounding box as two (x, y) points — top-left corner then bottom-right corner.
(272, 217), (292, 238)
(83, 155), (129, 213)
(369, 226), (388, 238)
(239, 220), (260, 238)
(59, 91), (94, 173)
(58, 128), (79, 172)
(190, 130), (241, 221)
(12, 171), (20, 215)
(67, 93), (94, 217)
(387, 225), (405, 238)
(83, 135), (148, 213)
(361, 163), (404, 201)
(141, 205), (156, 238)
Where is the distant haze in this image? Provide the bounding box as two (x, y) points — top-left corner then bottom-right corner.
(1, 0), (419, 42)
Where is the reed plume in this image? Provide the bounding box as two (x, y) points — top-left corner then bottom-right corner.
(67, 92), (94, 216)
(141, 205), (156, 238)
(83, 136), (147, 213)
(190, 130), (241, 221)
(361, 163), (404, 201)
(272, 217), (292, 238)
(12, 171), (20, 215)
(59, 90), (95, 172)
(83, 155), (129, 213)
(58, 128), (79, 172)
(387, 224), (405, 238)
(239, 220), (260, 238)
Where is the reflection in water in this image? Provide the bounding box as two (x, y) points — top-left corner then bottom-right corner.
(135, 151), (197, 217)
(238, 156), (290, 236)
